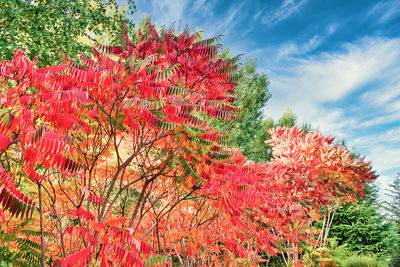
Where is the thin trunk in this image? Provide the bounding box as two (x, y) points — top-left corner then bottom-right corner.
(54, 207), (66, 257)
(323, 209), (337, 246)
(156, 220), (161, 252)
(38, 183), (45, 267)
(129, 180), (150, 227)
(173, 244), (184, 265)
(272, 228), (288, 266)
(292, 243), (299, 267)
(315, 210), (327, 249)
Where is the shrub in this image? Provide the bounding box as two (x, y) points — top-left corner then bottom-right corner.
(340, 254), (386, 267)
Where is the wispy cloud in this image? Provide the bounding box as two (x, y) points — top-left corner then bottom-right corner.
(211, 3), (245, 37)
(252, 10), (263, 22)
(376, 174), (398, 203)
(255, 22), (340, 64)
(275, 34), (321, 58)
(135, 0), (245, 39)
(148, 0), (187, 27)
(266, 37), (400, 113)
(134, 0), (400, 200)
(352, 127), (400, 149)
(263, 36), (400, 190)
(368, 0), (400, 24)
(357, 111), (400, 128)
(326, 23), (339, 35)
(361, 81), (400, 108)
(261, 0), (308, 26)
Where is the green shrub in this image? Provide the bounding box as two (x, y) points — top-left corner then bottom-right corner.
(340, 254), (386, 267)
(389, 244), (400, 267)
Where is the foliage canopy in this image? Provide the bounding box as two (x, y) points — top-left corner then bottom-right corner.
(0, 0), (136, 67)
(0, 16), (377, 267)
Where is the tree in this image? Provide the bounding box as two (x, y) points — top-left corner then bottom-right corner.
(215, 58), (271, 163)
(386, 174), (400, 266)
(158, 127), (376, 266)
(0, 20), (246, 265)
(0, 0), (136, 67)
(261, 107), (310, 161)
(0, 18), (377, 266)
(277, 107), (297, 128)
(386, 174), (400, 229)
(265, 127), (376, 265)
(326, 185), (393, 260)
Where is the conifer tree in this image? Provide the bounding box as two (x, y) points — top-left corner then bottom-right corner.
(386, 174), (400, 266)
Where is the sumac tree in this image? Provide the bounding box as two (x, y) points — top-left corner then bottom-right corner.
(0, 20), (376, 266)
(0, 20), (243, 266)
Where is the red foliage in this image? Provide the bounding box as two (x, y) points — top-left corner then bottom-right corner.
(0, 20), (376, 266)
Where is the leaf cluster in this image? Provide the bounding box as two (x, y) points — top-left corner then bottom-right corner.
(0, 0), (136, 67)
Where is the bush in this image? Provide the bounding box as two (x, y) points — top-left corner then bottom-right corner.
(389, 243), (400, 267)
(340, 254), (386, 267)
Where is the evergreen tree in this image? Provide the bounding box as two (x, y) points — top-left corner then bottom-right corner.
(386, 174), (400, 229)
(385, 174), (400, 266)
(328, 185), (393, 260)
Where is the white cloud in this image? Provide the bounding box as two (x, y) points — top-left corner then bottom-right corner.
(368, 0), (400, 24)
(375, 174), (398, 203)
(263, 36), (400, 200)
(212, 3), (245, 37)
(149, 0), (187, 27)
(192, 0), (207, 13)
(351, 127), (400, 183)
(252, 10), (263, 22)
(361, 81), (400, 108)
(261, 0), (308, 25)
(265, 37), (400, 117)
(135, 0), (245, 39)
(255, 21), (340, 65)
(352, 127), (400, 149)
(365, 147), (400, 176)
(357, 112), (400, 128)
(276, 34), (322, 58)
(326, 23), (339, 35)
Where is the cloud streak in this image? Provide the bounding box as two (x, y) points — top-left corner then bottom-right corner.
(135, 0), (246, 39)
(134, 0), (400, 200)
(261, 0), (308, 26)
(265, 37), (400, 121)
(368, 0), (400, 24)
(264, 36), (400, 195)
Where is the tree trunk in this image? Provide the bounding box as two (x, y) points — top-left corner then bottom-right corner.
(38, 182), (46, 267)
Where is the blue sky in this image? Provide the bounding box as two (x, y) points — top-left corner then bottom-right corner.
(130, 0), (400, 201)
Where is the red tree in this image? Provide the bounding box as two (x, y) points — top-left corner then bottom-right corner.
(0, 21), (376, 266)
(0, 21), (243, 266)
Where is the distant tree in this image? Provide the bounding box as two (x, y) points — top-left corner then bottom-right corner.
(386, 174), (400, 229)
(261, 107), (311, 161)
(385, 174), (400, 266)
(0, 0), (136, 66)
(214, 58), (271, 162)
(278, 107), (296, 127)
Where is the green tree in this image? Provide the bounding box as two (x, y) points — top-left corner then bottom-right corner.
(328, 185), (393, 260)
(277, 107), (297, 127)
(215, 57), (271, 163)
(260, 107), (311, 161)
(0, 0), (136, 67)
(386, 174), (400, 229)
(385, 174), (400, 266)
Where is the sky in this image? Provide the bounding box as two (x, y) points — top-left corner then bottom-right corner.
(130, 0), (400, 201)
